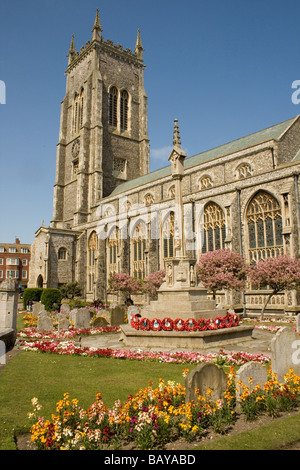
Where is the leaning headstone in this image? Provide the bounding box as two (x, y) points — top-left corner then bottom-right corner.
(92, 316), (109, 328)
(37, 314), (53, 331)
(74, 308), (91, 329)
(185, 362), (227, 403)
(271, 326), (300, 382)
(58, 314), (70, 330)
(236, 362), (268, 410)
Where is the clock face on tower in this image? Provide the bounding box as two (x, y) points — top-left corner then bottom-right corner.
(72, 138), (80, 158)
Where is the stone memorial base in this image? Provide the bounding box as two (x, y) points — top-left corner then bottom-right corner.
(120, 324), (254, 349)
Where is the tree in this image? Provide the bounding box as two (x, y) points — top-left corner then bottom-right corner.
(249, 255), (300, 320)
(60, 281), (82, 300)
(143, 269), (166, 297)
(108, 272), (141, 302)
(196, 249), (249, 300)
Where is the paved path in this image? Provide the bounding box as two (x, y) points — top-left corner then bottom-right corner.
(80, 327), (274, 357)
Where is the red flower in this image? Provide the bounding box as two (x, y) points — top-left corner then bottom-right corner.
(173, 318), (185, 331)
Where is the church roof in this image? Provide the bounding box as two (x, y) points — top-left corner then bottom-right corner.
(110, 115), (299, 196)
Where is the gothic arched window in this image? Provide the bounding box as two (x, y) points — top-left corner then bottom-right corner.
(201, 203), (226, 253)
(120, 90), (129, 131)
(131, 223), (147, 280)
(58, 247), (67, 260)
(246, 191), (283, 263)
(107, 227), (119, 277)
(109, 87), (118, 127)
(162, 212), (175, 260)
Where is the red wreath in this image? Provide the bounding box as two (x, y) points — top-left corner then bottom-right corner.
(223, 314), (233, 328)
(161, 317), (173, 331)
(184, 318), (198, 331)
(214, 316), (225, 329)
(139, 317), (151, 330)
(197, 318), (208, 331)
(131, 314), (140, 329)
(173, 318), (186, 331)
(150, 318), (162, 331)
(207, 318), (218, 330)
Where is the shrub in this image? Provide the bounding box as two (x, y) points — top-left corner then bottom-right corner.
(22, 288), (43, 310)
(40, 288), (62, 311)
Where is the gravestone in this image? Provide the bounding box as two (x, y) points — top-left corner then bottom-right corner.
(92, 316), (109, 328)
(185, 362), (227, 403)
(37, 314), (53, 331)
(108, 306), (125, 326)
(127, 306), (140, 322)
(0, 278), (18, 350)
(235, 361), (268, 410)
(74, 308), (91, 329)
(271, 326), (300, 382)
(60, 303), (71, 314)
(58, 314), (70, 330)
(32, 302), (45, 316)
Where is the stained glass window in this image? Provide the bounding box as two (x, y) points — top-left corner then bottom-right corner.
(201, 203), (226, 253)
(246, 191), (283, 263)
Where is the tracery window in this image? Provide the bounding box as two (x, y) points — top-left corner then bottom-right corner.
(199, 175), (213, 190)
(120, 90), (129, 131)
(162, 211), (175, 260)
(201, 203), (226, 253)
(236, 163), (252, 179)
(58, 247), (67, 260)
(107, 227), (119, 278)
(246, 191), (283, 263)
(87, 231), (98, 294)
(131, 223), (147, 280)
(73, 89), (84, 134)
(144, 193), (154, 207)
(109, 86), (118, 127)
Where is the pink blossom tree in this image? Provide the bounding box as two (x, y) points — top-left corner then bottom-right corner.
(143, 269), (166, 297)
(196, 249), (249, 300)
(108, 272), (141, 303)
(249, 255), (300, 320)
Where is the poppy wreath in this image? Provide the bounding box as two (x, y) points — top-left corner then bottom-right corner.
(150, 318), (162, 331)
(197, 318), (208, 331)
(173, 318), (186, 331)
(139, 317), (151, 331)
(207, 318), (218, 330)
(214, 316), (225, 329)
(184, 318), (198, 331)
(131, 315), (140, 330)
(161, 317), (173, 331)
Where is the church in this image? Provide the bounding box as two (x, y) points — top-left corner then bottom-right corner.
(29, 10), (300, 315)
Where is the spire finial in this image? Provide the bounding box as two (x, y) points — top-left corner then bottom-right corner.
(173, 119), (181, 147)
(135, 29), (144, 60)
(68, 34), (76, 65)
(92, 8), (102, 41)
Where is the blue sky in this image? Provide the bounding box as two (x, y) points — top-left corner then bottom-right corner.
(1, 0), (300, 244)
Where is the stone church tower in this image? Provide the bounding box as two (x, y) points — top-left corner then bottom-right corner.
(29, 11), (149, 292)
(52, 10), (149, 228)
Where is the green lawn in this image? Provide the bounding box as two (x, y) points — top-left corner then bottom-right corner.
(0, 350), (186, 450)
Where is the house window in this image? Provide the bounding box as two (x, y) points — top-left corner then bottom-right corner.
(246, 191), (283, 263)
(21, 248), (29, 253)
(0, 259), (3, 265)
(0, 271), (3, 278)
(7, 258), (19, 266)
(201, 203), (226, 253)
(6, 270), (19, 279)
(22, 270), (27, 279)
(9, 248), (17, 253)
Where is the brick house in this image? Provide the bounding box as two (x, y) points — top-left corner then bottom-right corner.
(0, 238), (31, 291)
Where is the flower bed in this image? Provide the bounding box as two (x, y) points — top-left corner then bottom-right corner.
(18, 326), (120, 341)
(28, 368), (300, 450)
(131, 312), (239, 331)
(18, 340), (270, 366)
